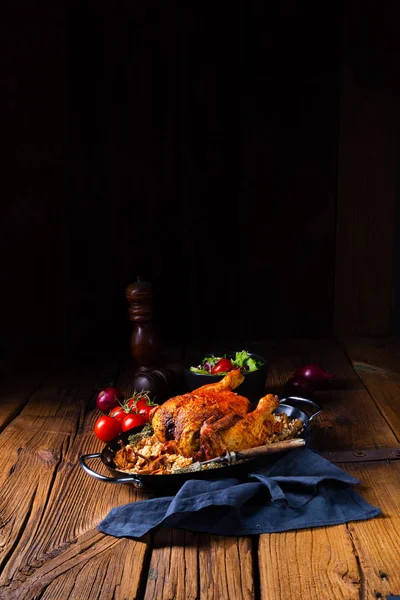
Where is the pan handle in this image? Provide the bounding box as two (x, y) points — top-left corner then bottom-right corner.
(279, 396), (322, 422)
(79, 453), (144, 489)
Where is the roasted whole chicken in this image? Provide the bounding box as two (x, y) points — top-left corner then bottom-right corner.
(149, 370), (283, 460)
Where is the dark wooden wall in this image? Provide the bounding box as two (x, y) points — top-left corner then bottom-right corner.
(2, 1), (68, 351)
(1, 1), (398, 355)
(335, 0), (400, 336)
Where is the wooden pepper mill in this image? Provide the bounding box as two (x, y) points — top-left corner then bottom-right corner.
(125, 276), (161, 369)
(125, 276), (184, 403)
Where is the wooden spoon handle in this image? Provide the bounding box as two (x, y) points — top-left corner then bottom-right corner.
(235, 438), (305, 461)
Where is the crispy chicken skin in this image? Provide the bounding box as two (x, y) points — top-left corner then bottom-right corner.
(150, 369), (252, 458)
(200, 394), (280, 458)
(150, 370), (281, 460)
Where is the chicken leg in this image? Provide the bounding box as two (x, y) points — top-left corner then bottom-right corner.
(199, 394), (281, 458)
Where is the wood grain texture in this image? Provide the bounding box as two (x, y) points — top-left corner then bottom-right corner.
(0, 352), (58, 432)
(144, 529), (198, 600)
(0, 357), (153, 600)
(3, 531), (149, 600)
(258, 526), (361, 600)
(334, 0), (400, 336)
(198, 535), (255, 600)
(345, 461), (400, 599)
(340, 336), (400, 440)
(245, 338), (398, 451)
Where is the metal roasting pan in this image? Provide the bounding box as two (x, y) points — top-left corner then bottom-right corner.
(79, 396), (322, 492)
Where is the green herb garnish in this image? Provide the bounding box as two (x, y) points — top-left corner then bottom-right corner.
(127, 422), (154, 446)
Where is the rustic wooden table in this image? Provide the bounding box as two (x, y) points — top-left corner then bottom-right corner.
(1, 337), (400, 600)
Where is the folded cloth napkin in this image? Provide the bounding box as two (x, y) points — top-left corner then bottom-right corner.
(98, 447), (381, 539)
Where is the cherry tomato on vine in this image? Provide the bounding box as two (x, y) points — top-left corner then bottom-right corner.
(138, 403), (157, 422)
(211, 358), (234, 374)
(121, 413), (147, 432)
(126, 393), (158, 422)
(94, 415), (122, 442)
(109, 405), (129, 425)
(127, 396), (148, 411)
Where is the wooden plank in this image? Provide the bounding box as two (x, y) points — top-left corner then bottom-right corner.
(245, 338), (398, 452)
(0, 352), (58, 432)
(258, 460), (400, 600)
(0, 356), (154, 600)
(321, 447), (400, 463)
(145, 530), (255, 600)
(0, 404), (148, 584)
(2, 530), (149, 600)
(340, 336), (400, 440)
(344, 461), (400, 599)
(198, 535), (255, 600)
(259, 525), (361, 599)
(334, 0), (400, 336)
(144, 529), (199, 600)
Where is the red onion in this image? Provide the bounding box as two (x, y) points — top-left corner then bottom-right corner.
(96, 387), (124, 413)
(293, 364), (334, 382)
(284, 376), (315, 398)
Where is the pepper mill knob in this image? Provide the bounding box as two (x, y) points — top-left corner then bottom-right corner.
(125, 276), (161, 369)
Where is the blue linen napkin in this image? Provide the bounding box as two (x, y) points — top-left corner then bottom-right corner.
(98, 447), (381, 539)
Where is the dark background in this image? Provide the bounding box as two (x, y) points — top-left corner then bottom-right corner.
(2, 0), (399, 356)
